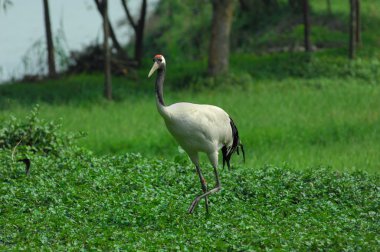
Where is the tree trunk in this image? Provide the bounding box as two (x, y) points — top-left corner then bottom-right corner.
(134, 27), (144, 66)
(303, 0), (311, 52)
(94, 0), (128, 59)
(349, 0), (356, 59)
(208, 0), (235, 76)
(326, 0), (332, 15)
(135, 0), (146, 66)
(121, 0), (147, 66)
(355, 0), (361, 45)
(102, 0), (112, 100)
(42, 0), (56, 77)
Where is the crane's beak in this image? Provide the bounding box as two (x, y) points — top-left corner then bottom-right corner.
(148, 62), (159, 78)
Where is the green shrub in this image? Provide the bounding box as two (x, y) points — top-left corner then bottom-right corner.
(0, 105), (83, 157)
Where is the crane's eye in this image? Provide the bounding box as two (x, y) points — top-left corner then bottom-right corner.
(158, 59), (162, 62)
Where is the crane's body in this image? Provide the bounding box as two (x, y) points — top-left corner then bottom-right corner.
(148, 54), (244, 214)
(160, 102), (232, 155)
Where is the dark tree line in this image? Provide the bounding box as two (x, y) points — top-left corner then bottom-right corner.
(302, 0), (361, 58)
(15, 0), (364, 99)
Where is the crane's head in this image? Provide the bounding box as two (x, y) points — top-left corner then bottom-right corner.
(148, 54), (166, 78)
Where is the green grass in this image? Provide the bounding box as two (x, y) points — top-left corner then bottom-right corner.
(1, 149), (379, 250)
(1, 71), (379, 173)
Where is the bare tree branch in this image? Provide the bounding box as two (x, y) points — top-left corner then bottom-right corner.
(93, 0), (128, 59)
(121, 0), (137, 31)
(0, 0), (13, 12)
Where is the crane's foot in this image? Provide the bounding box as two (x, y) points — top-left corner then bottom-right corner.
(188, 186), (221, 214)
(188, 196), (202, 214)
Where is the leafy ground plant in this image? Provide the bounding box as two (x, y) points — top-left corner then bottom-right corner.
(0, 146), (379, 250)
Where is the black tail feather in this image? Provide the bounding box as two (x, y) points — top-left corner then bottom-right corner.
(240, 143), (246, 163)
(222, 146), (227, 168)
(222, 117), (245, 170)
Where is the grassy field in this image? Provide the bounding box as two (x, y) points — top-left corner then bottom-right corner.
(1, 0), (380, 250)
(1, 69), (379, 173)
(1, 1), (379, 174)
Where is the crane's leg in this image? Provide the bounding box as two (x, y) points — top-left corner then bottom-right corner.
(189, 153), (209, 213)
(188, 151), (221, 214)
(195, 165), (209, 213)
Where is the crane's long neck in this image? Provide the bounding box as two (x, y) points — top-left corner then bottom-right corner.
(155, 65), (170, 118)
(155, 67), (166, 106)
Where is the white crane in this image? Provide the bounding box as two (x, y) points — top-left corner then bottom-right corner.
(148, 54), (245, 214)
